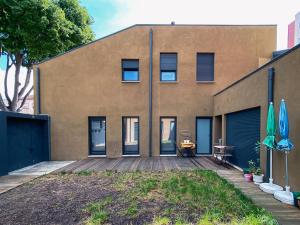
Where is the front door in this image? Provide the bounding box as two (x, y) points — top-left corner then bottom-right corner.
(89, 117), (106, 155)
(196, 117), (212, 155)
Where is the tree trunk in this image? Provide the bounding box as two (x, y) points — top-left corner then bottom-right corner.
(9, 52), (23, 111)
(18, 66), (32, 98)
(0, 51), (33, 113)
(4, 54), (12, 105)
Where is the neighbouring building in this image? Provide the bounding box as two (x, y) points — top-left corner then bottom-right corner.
(288, 11), (300, 48)
(3, 95), (34, 114)
(33, 24), (300, 190)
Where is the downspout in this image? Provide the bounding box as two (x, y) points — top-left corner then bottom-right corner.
(149, 28), (153, 157)
(35, 67), (41, 114)
(266, 67), (275, 179)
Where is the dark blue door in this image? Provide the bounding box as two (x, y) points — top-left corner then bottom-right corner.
(226, 107), (260, 169)
(7, 118), (47, 172)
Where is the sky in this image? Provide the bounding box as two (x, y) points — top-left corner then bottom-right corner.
(80, 0), (300, 50)
(1, 0), (300, 99)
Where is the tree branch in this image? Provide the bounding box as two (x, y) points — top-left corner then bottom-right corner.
(0, 93), (8, 111)
(18, 66), (32, 98)
(17, 86), (33, 112)
(4, 54), (12, 105)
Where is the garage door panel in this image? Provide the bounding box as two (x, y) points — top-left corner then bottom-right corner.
(7, 117), (48, 172)
(226, 107), (260, 169)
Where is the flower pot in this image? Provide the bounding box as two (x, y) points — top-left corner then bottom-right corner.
(253, 174), (264, 184)
(244, 173), (253, 182)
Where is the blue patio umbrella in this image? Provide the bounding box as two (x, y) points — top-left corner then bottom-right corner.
(277, 99), (294, 151)
(274, 99), (295, 204)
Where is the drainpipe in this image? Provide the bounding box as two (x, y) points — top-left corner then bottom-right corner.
(149, 28), (153, 157)
(266, 67), (275, 179)
(35, 67), (41, 114)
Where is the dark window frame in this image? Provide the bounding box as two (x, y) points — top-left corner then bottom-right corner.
(122, 116), (140, 155)
(159, 116), (177, 155)
(196, 53), (215, 82)
(160, 53), (178, 82)
(122, 59), (140, 81)
(195, 116), (213, 155)
(88, 116), (106, 155)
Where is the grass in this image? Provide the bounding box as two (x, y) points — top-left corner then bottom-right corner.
(84, 196), (112, 225)
(76, 170), (93, 176)
(82, 170), (278, 224)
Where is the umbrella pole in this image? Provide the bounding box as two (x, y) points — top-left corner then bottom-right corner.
(270, 149), (273, 184)
(285, 151), (290, 193)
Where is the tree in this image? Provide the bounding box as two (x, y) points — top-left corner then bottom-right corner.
(0, 0), (94, 111)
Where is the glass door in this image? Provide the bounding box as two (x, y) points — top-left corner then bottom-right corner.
(160, 117), (177, 155)
(89, 117), (106, 155)
(122, 117), (139, 155)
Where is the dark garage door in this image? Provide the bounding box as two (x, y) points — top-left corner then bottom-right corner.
(0, 112), (50, 176)
(226, 107), (260, 169)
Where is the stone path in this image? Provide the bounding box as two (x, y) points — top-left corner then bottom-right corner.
(0, 161), (73, 194)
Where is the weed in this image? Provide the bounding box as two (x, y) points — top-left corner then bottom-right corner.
(76, 171), (92, 176)
(151, 216), (171, 225)
(126, 202), (138, 218)
(84, 196), (112, 225)
(139, 178), (158, 195)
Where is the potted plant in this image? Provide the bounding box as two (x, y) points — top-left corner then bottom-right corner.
(243, 167), (253, 182)
(297, 197), (300, 208)
(253, 168), (264, 184)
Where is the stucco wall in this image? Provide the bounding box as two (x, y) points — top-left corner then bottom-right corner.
(213, 46), (300, 190)
(35, 25), (276, 160)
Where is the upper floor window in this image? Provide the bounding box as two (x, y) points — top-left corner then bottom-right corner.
(196, 53), (214, 81)
(122, 59), (139, 81)
(160, 53), (177, 81)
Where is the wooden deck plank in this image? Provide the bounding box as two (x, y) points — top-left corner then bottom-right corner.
(216, 170), (300, 225)
(73, 159), (101, 172)
(128, 157), (141, 171)
(86, 159), (108, 171)
(61, 159), (91, 173)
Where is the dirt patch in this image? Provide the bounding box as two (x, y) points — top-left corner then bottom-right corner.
(0, 174), (115, 225)
(0, 170), (277, 225)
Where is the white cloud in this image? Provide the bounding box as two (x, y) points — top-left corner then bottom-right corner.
(0, 66), (33, 101)
(109, 0), (300, 49)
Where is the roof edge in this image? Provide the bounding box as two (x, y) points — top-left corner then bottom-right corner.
(35, 23), (277, 65)
(35, 24), (137, 65)
(135, 24), (277, 27)
(214, 43), (300, 96)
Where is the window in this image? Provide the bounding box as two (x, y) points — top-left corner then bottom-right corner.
(122, 117), (139, 155)
(160, 53), (177, 81)
(196, 53), (214, 81)
(122, 59), (139, 81)
(160, 117), (177, 155)
(89, 117), (106, 155)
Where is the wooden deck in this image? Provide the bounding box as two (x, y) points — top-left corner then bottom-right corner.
(217, 170), (300, 225)
(54, 157), (229, 173)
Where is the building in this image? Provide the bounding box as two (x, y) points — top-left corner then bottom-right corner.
(288, 11), (300, 48)
(2, 95), (34, 114)
(34, 24), (300, 190)
(34, 24), (276, 159)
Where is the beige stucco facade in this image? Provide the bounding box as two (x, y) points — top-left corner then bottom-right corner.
(214, 46), (300, 190)
(35, 25), (277, 161)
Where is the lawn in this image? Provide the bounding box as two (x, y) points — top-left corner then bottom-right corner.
(0, 170), (277, 225)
